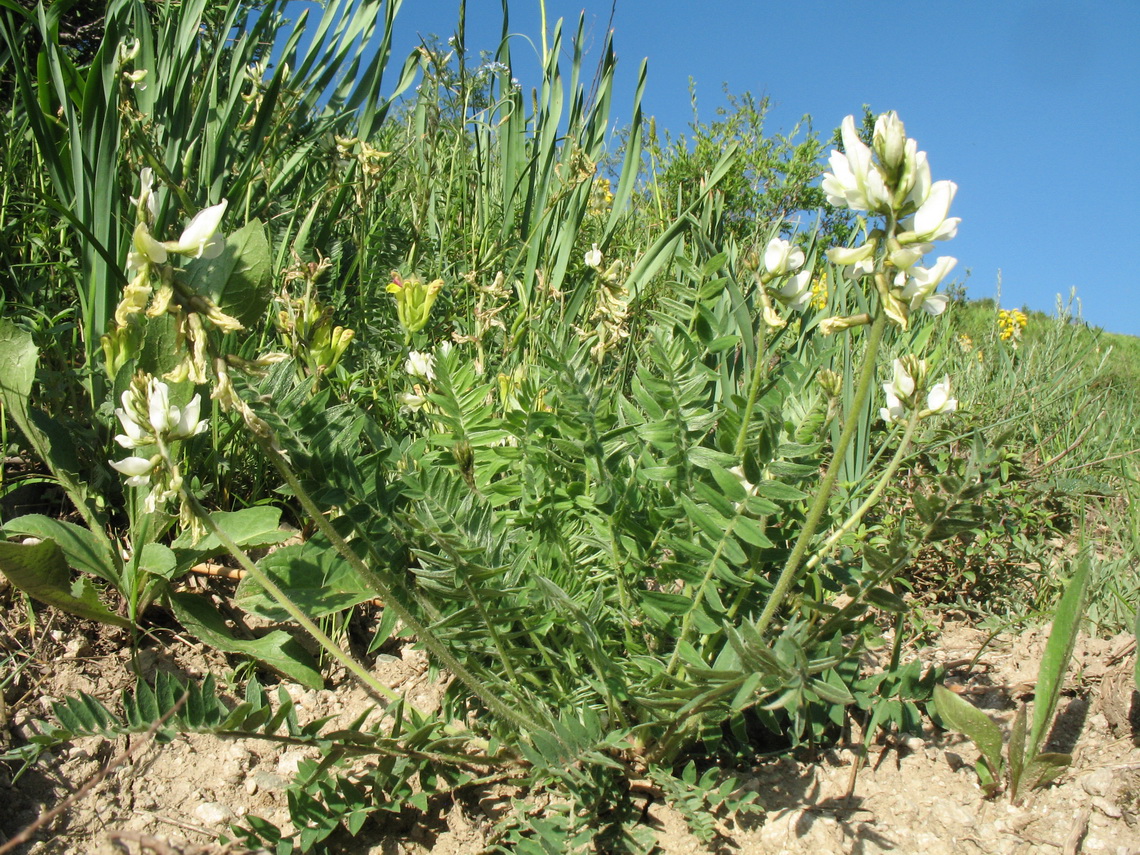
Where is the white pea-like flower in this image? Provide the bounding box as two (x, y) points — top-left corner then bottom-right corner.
(762, 237), (805, 277)
(902, 180), (959, 243)
(925, 377), (957, 415)
(163, 200), (228, 259)
(776, 269), (812, 310)
(872, 111), (907, 171)
(826, 242), (876, 279)
(584, 243), (603, 269)
(822, 115), (891, 212)
(405, 350), (435, 380)
(398, 390), (428, 412)
(109, 455), (158, 487)
(900, 256), (956, 316)
(880, 359), (917, 425)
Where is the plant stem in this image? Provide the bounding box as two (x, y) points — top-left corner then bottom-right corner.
(178, 487), (403, 706)
(801, 411), (920, 575)
(257, 433), (550, 736)
(733, 317), (769, 457)
(753, 311), (887, 638)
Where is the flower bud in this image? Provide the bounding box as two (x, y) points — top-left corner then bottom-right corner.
(817, 369), (842, 398)
(873, 111), (907, 173)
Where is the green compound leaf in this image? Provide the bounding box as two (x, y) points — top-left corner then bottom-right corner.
(0, 538), (129, 628)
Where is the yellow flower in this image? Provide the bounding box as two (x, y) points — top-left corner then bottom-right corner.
(810, 273), (829, 311)
(997, 308), (1028, 343)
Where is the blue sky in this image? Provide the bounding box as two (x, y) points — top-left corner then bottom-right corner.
(374, 1), (1140, 336)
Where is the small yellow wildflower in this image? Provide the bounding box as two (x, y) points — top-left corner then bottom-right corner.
(956, 333), (974, 353)
(997, 308), (1028, 345)
(588, 177), (615, 217)
(810, 273), (829, 311)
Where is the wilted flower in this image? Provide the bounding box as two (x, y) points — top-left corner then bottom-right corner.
(116, 38), (140, 65)
(818, 313), (871, 336)
(387, 273), (444, 337)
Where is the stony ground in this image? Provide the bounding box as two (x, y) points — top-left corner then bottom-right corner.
(3, 602), (1140, 854)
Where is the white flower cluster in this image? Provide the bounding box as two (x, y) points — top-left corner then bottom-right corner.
(820, 112), (962, 424)
(879, 358), (957, 426)
(109, 377), (208, 512)
(823, 113), (959, 327)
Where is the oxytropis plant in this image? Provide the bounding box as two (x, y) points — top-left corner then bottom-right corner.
(1, 106), (978, 852)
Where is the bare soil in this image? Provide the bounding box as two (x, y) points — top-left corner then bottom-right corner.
(4, 601), (1140, 855)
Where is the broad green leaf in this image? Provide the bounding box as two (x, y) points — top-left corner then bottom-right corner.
(167, 592), (323, 690)
(933, 684), (1004, 776)
(185, 219), (271, 329)
(866, 587), (908, 614)
(171, 506), (290, 571)
(0, 319), (35, 412)
(0, 321), (101, 534)
(708, 465), (746, 503)
(733, 515), (773, 548)
(3, 515), (118, 584)
(810, 675), (855, 706)
(753, 480), (808, 502)
(235, 541), (374, 621)
(1030, 555), (1091, 759)
(138, 543), (178, 581)
(0, 539), (129, 627)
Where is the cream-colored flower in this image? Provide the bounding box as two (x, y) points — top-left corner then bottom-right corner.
(163, 201), (228, 259)
(405, 350), (435, 380)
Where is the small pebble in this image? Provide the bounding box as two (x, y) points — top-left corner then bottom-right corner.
(1081, 768), (1114, 798)
(1092, 796), (1123, 819)
(194, 801), (233, 826)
